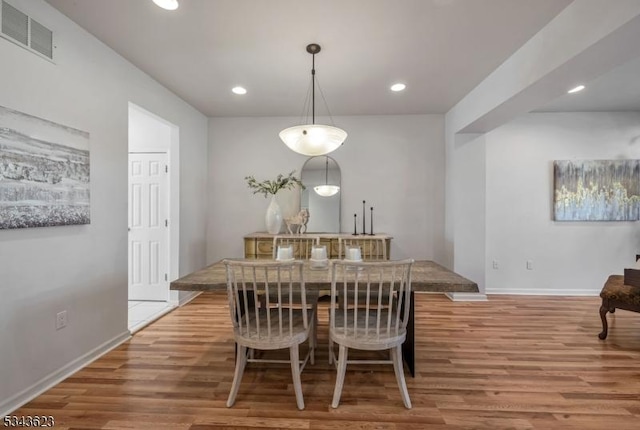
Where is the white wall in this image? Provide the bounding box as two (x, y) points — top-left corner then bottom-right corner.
(0, 0), (208, 414)
(451, 133), (487, 295)
(485, 112), (640, 295)
(129, 105), (172, 151)
(207, 115), (445, 263)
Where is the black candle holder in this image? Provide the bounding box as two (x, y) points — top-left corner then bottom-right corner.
(369, 206), (374, 235)
(352, 213), (358, 235)
(361, 200), (366, 235)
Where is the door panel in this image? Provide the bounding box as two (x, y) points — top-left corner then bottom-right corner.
(128, 153), (169, 301)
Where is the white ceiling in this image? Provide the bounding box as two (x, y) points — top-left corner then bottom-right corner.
(538, 54), (640, 112)
(44, 0), (601, 118)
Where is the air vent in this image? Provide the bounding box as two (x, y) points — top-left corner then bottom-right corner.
(30, 18), (52, 58)
(1, 0), (54, 60)
(1, 1), (27, 45)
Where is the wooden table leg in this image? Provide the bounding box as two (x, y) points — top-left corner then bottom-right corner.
(402, 291), (415, 377)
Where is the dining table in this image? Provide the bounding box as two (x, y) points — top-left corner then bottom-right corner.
(170, 259), (479, 376)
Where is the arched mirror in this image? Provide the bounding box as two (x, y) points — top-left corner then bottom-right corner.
(300, 156), (341, 232)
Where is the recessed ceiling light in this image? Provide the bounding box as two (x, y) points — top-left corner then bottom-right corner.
(152, 0), (179, 11)
(567, 85), (585, 94)
(390, 83), (406, 92)
(232, 86), (247, 95)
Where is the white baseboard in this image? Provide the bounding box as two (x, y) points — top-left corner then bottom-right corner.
(485, 288), (599, 296)
(0, 331), (131, 417)
(445, 292), (488, 301)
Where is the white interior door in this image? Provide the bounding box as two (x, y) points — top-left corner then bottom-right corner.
(128, 152), (169, 301)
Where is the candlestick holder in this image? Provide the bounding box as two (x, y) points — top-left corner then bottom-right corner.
(352, 213), (358, 235)
(361, 200), (366, 235)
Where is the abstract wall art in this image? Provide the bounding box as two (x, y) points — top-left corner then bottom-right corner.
(0, 105), (90, 229)
(553, 159), (640, 221)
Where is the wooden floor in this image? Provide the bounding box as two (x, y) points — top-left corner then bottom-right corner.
(13, 293), (640, 429)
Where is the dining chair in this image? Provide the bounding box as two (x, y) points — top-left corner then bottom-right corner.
(328, 259), (414, 409)
(271, 235), (322, 349)
(337, 237), (388, 309)
(338, 237), (387, 260)
(223, 259), (315, 410)
(272, 235), (321, 259)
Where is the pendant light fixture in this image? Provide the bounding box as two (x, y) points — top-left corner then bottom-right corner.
(314, 156), (340, 197)
(280, 43), (347, 156)
(152, 0), (179, 10)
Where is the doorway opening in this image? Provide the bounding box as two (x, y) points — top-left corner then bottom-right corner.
(127, 103), (180, 332)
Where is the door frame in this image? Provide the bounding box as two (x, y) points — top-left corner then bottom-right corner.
(128, 103), (180, 305)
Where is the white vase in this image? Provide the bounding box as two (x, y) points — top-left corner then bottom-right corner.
(277, 184), (302, 221)
(265, 195), (283, 234)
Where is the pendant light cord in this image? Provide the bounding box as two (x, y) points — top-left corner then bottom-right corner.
(325, 157), (329, 185)
(296, 43), (338, 128)
(315, 75), (337, 127)
(312, 51), (316, 124)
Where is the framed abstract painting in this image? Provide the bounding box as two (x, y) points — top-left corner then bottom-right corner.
(0, 105), (90, 229)
(553, 159), (640, 221)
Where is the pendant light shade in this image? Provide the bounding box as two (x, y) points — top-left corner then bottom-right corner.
(313, 156), (340, 197)
(280, 44), (347, 156)
(313, 184), (340, 197)
(280, 125), (347, 157)
(152, 0), (179, 10)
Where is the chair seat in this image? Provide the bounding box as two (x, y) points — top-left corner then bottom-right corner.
(598, 274), (640, 340)
(330, 310), (406, 350)
(262, 290), (319, 357)
(600, 275), (640, 306)
(235, 308), (314, 350)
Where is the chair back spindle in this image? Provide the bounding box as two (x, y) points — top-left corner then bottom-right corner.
(273, 235), (321, 259)
(339, 237), (387, 260)
(330, 260), (412, 344)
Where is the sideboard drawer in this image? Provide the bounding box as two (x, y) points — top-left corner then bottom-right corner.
(256, 240), (274, 258)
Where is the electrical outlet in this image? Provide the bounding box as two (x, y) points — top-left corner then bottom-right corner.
(526, 260), (534, 270)
(56, 310), (68, 330)
(492, 260), (499, 269)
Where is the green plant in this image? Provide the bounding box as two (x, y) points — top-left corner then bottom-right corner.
(245, 170), (304, 198)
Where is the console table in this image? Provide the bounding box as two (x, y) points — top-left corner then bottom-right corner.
(244, 232), (392, 260)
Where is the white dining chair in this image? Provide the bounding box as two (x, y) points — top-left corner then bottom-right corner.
(272, 235), (321, 259)
(337, 236), (389, 310)
(328, 259), (414, 409)
(223, 259), (315, 410)
(338, 237), (387, 260)
(270, 235), (321, 350)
